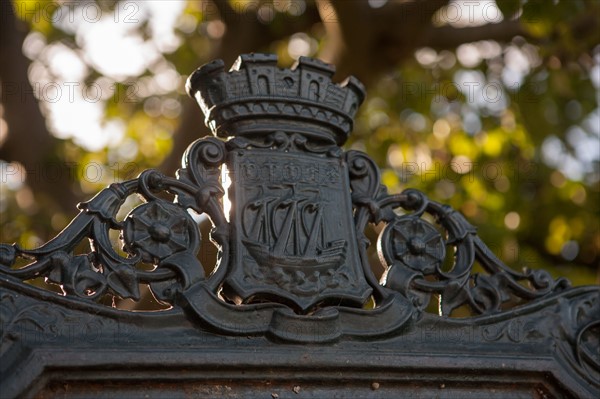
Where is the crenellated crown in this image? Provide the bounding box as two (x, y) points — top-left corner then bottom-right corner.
(186, 54), (365, 145)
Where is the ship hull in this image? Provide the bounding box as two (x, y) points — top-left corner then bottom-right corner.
(243, 240), (346, 270)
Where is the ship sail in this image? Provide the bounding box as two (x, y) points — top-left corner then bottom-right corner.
(242, 188), (347, 270)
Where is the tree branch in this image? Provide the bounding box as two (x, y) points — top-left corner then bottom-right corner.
(321, 0), (450, 84)
(209, 0), (237, 26)
(386, 0), (450, 24)
(421, 19), (528, 50)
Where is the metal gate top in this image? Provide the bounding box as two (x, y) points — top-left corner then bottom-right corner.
(1, 54), (598, 398)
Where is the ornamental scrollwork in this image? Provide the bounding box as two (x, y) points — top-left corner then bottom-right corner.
(0, 54), (597, 353)
(349, 183), (572, 316)
(227, 131), (342, 157)
(0, 136), (228, 305)
(1, 292), (70, 357)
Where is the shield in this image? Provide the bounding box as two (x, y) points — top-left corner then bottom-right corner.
(224, 149), (372, 312)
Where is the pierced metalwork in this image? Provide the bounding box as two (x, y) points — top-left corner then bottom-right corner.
(373, 188), (572, 316)
(1, 54), (598, 398)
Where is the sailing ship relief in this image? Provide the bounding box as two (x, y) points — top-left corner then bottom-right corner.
(242, 185), (347, 271)
(224, 151), (372, 312)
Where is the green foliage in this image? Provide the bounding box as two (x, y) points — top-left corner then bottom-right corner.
(348, 6), (599, 280)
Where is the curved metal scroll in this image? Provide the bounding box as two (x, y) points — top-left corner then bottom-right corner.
(0, 137), (228, 304)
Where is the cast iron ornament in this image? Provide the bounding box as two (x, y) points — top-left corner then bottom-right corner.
(0, 55), (597, 369)
(122, 201), (197, 263)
